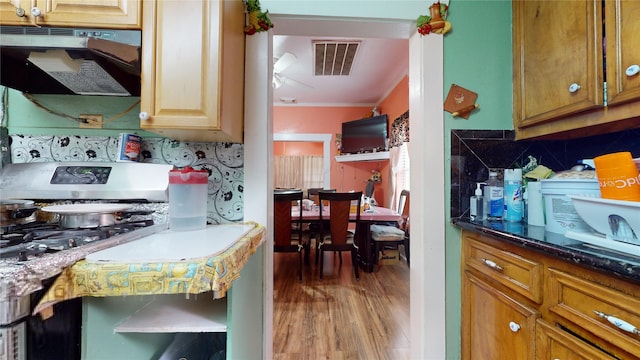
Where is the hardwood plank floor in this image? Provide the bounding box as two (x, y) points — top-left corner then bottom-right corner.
(273, 247), (410, 360)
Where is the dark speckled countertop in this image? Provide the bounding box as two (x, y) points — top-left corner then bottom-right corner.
(452, 217), (640, 284)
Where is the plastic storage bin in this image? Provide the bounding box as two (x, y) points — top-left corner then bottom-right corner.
(540, 178), (600, 234)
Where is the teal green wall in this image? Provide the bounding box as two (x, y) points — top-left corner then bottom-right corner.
(443, 1), (513, 358)
(5, 91), (161, 137)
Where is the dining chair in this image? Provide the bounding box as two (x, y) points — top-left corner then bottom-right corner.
(273, 189), (307, 281)
(306, 188), (336, 259)
(306, 187), (323, 201)
(370, 189), (410, 267)
(307, 188), (336, 205)
(317, 191), (362, 280)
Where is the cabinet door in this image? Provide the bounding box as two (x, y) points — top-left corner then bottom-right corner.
(513, 0), (603, 128)
(139, 0), (245, 143)
(462, 271), (538, 360)
(0, 0), (140, 28)
(605, 0), (640, 105)
(0, 0), (27, 25)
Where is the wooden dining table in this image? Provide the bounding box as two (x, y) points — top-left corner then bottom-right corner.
(293, 205), (402, 272)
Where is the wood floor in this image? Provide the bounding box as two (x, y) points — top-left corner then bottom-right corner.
(273, 247), (410, 360)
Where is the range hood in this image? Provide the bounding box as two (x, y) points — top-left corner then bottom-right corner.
(0, 26), (141, 96)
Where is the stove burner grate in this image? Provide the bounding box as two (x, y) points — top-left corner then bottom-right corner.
(0, 220), (155, 259)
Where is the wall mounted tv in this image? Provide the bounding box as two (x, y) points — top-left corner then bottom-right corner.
(340, 114), (388, 154)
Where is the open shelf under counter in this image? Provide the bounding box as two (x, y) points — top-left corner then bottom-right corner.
(115, 295), (227, 333)
(335, 151), (390, 162)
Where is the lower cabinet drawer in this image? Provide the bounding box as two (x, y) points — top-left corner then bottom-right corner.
(463, 236), (543, 303)
(536, 320), (618, 359)
(547, 268), (640, 358)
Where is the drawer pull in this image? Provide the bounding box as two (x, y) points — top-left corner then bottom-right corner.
(509, 321), (521, 333)
(594, 310), (640, 336)
(481, 258), (503, 271)
(568, 83), (581, 93)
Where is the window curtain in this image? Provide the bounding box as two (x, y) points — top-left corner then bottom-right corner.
(388, 110), (410, 211)
(274, 155), (324, 191)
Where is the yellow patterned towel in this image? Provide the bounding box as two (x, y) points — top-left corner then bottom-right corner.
(34, 223), (265, 318)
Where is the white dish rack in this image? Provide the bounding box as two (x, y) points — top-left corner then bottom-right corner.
(566, 195), (640, 257)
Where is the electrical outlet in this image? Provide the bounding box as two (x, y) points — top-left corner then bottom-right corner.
(79, 114), (103, 129)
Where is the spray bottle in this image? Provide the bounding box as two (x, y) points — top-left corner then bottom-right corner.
(504, 168), (523, 222)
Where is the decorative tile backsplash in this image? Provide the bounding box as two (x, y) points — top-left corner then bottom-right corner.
(9, 134), (244, 224)
(450, 128), (640, 218)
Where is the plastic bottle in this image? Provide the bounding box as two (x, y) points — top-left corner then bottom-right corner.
(504, 168), (523, 221)
(469, 183), (484, 222)
(486, 171), (504, 221)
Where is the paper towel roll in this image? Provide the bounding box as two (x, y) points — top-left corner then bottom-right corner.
(527, 181), (545, 226)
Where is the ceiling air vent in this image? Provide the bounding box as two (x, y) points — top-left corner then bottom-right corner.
(313, 40), (360, 76)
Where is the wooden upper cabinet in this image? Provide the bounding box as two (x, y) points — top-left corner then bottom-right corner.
(139, 0), (245, 143)
(512, 0), (640, 140)
(513, 0), (603, 129)
(0, 0), (141, 29)
(605, 0), (640, 105)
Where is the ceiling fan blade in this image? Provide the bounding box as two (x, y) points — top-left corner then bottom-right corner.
(273, 52), (297, 73)
(280, 75), (314, 89)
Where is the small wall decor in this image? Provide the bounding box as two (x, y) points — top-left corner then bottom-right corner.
(370, 169), (381, 182)
(244, 0), (273, 35)
(417, 1), (452, 35)
(444, 84), (479, 119)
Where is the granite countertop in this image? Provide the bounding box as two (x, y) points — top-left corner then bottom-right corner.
(452, 217), (640, 284)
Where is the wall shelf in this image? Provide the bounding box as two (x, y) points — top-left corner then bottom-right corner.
(335, 151), (390, 162)
(115, 296), (227, 333)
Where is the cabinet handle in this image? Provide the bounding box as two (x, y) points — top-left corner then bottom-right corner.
(568, 83), (581, 93)
(139, 112), (149, 121)
(626, 64), (640, 77)
(509, 321), (521, 333)
(30, 7), (41, 17)
(15, 7), (26, 17)
(481, 258), (503, 271)
(594, 310), (640, 336)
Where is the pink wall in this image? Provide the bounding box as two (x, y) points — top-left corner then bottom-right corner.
(379, 76), (409, 126)
(273, 75), (409, 207)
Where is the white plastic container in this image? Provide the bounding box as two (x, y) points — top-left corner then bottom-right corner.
(540, 178), (600, 234)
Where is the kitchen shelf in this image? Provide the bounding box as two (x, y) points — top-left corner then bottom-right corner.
(335, 151), (390, 162)
(115, 295), (227, 333)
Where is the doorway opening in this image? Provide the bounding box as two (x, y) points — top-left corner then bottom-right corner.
(273, 133), (332, 190)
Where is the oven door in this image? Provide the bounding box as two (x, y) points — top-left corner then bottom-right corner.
(0, 322), (26, 360)
(27, 280), (82, 360)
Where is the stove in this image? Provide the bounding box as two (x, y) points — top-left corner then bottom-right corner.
(0, 161), (173, 359)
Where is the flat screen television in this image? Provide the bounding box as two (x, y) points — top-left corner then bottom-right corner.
(340, 114), (388, 154)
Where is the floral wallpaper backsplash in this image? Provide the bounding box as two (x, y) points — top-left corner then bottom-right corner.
(9, 134), (244, 224)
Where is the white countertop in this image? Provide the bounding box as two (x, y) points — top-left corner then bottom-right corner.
(86, 224), (255, 263)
